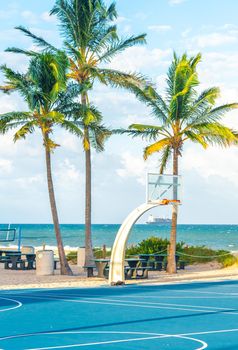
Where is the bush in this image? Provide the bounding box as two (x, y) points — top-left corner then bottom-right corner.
(126, 236), (185, 257)
(93, 247), (111, 258)
(66, 251), (77, 264)
(66, 237), (237, 269)
(217, 254), (237, 268)
(126, 237), (237, 268)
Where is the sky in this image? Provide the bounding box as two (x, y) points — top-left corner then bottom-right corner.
(0, 0), (238, 224)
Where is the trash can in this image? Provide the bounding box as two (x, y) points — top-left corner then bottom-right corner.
(77, 247), (85, 268)
(36, 250), (54, 276)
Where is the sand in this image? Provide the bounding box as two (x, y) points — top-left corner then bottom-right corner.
(0, 262), (238, 290)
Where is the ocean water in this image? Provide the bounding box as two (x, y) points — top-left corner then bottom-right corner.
(0, 224), (238, 251)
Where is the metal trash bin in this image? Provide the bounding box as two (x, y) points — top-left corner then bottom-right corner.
(36, 250), (54, 276)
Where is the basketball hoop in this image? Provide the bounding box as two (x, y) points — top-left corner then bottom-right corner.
(159, 199), (181, 205)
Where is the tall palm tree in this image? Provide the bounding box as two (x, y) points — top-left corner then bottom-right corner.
(56, 83), (111, 265)
(0, 51), (77, 275)
(7, 0), (147, 264)
(122, 53), (238, 273)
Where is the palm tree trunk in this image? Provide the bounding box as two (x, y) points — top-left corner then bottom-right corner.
(84, 136), (95, 266)
(167, 148), (179, 274)
(45, 143), (73, 275)
(81, 92), (95, 267)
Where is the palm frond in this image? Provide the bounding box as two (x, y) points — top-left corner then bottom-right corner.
(13, 121), (37, 142)
(61, 120), (84, 137)
(14, 26), (57, 51)
(144, 138), (171, 159)
(5, 47), (38, 57)
(98, 34), (146, 63)
(159, 145), (172, 174)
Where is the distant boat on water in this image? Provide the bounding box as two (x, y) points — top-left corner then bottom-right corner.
(146, 215), (171, 225)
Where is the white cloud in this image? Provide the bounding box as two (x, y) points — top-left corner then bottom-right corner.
(181, 28), (191, 38)
(109, 46), (172, 71)
(116, 152), (147, 184)
(0, 159), (13, 174)
(116, 152), (159, 185)
(182, 146), (238, 188)
(168, 0), (186, 5)
(60, 134), (81, 153)
(134, 12), (148, 21)
(148, 25), (172, 33)
(56, 159), (82, 185)
(41, 12), (57, 24)
(113, 16), (128, 25)
(192, 32), (237, 48)
(196, 51), (238, 92)
(15, 174), (44, 189)
(21, 10), (38, 25)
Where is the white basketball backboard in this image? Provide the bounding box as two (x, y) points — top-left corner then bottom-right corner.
(146, 173), (182, 204)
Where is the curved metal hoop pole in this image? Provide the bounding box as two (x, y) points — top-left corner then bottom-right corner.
(109, 202), (163, 285)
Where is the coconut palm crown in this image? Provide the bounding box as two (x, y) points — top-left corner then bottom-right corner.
(123, 53), (238, 273)
(0, 51), (90, 275)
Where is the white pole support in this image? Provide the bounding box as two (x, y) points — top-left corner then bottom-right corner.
(109, 202), (161, 285)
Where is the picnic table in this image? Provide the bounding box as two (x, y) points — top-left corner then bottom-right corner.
(4, 252), (36, 270)
(93, 259), (110, 278)
(131, 253), (184, 271)
(125, 258), (147, 279)
(0, 249), (19, 260)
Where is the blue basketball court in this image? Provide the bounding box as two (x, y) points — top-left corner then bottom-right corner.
(1, 280), (238, 349)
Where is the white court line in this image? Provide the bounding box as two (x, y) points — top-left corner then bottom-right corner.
(173, 290), (238, 296)
(79, 296), (238, 312)
(14, 292), (238, 316)
(12, 293), (223, 314)
(0, 331), (207, 350)
(0, 297), (22, 312)
(27, 291), (238, 300)
(182, 327), (238, 337)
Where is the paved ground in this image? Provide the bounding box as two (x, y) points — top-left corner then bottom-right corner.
(1, 280), (238, 349)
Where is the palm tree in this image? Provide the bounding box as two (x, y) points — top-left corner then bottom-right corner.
(122, 53), (238, 273)
(56, 83), (111, 265)
(7, 0), (147, 264)
(0, 51), (76, 275)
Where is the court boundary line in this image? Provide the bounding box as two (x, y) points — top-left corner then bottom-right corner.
(0, 296), (22, 312)
(9, 292), (238, 316)
(36, 292), (238, 312)
(7, 293), (227, 314)
(0, 330), (207, 350)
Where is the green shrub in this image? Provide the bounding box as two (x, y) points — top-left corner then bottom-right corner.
(93, 247), (111, 258)
(126, 237), (237, 268)
(126, 237), (185, 257)
(66, 251), (77, 264)
(217, 254), (237, 268)
(66, 237), (237, 269)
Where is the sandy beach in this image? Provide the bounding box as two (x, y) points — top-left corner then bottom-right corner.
(1, 262), (238, 290)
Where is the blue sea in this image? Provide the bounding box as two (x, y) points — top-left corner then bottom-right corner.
(0, 224), (238, 251)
